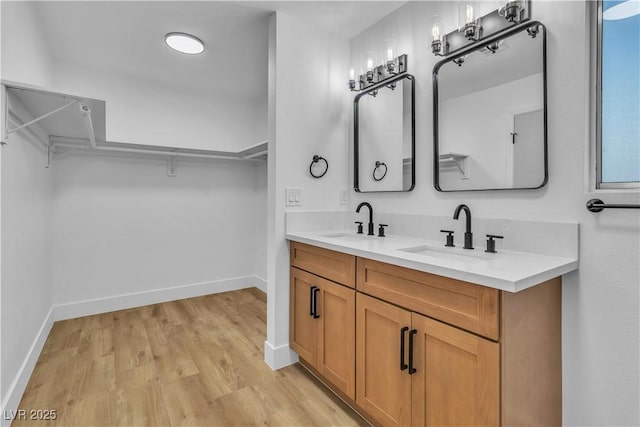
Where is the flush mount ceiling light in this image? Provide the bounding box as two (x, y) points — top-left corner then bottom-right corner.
(164, 32), (205, 55)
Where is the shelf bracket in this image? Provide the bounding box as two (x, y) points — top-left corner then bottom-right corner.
(451, 157), (466, 178)
(5, 99), (79, 138)
(79, 104), (97, 148)
(167, 155), (177, 177)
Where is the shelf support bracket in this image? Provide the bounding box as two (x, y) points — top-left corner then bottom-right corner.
(167, 155), (177, 177)
(79, 104), (97, 148)
(6, 99), (79, 137)
(452, 157), (466, 178)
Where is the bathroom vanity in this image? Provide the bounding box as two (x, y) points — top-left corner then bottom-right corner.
(287, 228), (577, 427)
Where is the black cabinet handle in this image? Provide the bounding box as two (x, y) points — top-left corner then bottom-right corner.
(400, 326), (409, 371)
(312, 287), (320, 319)
(408, 329), (417, 375)
(309, 286), (317, 316)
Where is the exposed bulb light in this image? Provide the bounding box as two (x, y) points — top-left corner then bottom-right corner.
(603, 0), (640, 20)
(349, 68), (357, 91)
(165, 32), (205, 55)
(430, 15), (446, 56)
(465, 4), (475, 24)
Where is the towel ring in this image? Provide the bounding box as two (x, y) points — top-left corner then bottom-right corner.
(309, 155), (328, 178)
(373, 161), (388, 181)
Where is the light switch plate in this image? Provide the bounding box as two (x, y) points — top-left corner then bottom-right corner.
(339, 189), (347, 205)
(286, 188), (302, 207)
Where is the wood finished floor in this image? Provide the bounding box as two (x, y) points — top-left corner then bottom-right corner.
(15, 288), (367, 427)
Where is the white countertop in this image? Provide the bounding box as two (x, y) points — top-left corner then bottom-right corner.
(286, 230), (579, 293)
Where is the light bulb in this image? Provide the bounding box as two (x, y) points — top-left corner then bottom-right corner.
(432, 23), (441, 41)
(386, 47), (393, 62)
(466, 4), (475, 24)
(349, 68), (355, 80)
(367, 58), (373, 71)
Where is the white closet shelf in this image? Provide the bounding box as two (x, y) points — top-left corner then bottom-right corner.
(2, 81), (268, 164)
(50, 136), (268, 161)
(439, 152), (468, 178)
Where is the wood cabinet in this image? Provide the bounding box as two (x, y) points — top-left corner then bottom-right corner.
(356, 293), (499, 427)
(289, 241), (561, 426)
(289, 243), (356, 399)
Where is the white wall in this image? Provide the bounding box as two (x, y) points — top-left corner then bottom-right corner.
(0, 1), (54, 88)
(265, 11), (349, 367)
(359, 85), (403, 191)
(51, 63), (266, 152)
(0, 129), (53, 409)
(51, 154), (266, 306)
(439, 73), (544, 189)
(349, 1), (639, 424)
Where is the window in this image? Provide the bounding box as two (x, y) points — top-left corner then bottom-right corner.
(597, 0), (640, 188)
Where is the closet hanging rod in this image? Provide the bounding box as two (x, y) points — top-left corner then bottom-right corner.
(51, 141), (263, 161)
(586, 199), (640, 212)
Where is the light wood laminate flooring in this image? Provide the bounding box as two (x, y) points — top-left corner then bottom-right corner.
(15, 288), (367, 427)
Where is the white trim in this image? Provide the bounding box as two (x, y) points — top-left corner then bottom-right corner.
(54, 275), (265, 321)
(1, 308), (54, 427)
(253, 275), (267, 293)
(264, 341), (298, 370)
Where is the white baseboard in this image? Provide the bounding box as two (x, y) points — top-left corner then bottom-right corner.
(54, 275), (265, 321)
(264, 340), (298, 370)
(1, 307), (54, 427)
(253, 275), (267, 293)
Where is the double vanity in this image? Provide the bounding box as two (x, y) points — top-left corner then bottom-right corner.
(286, 209), (578, 426)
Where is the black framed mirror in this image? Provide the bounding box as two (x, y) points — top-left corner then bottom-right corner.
(433, 22), (547, 192)
(354, 73), (415, 192)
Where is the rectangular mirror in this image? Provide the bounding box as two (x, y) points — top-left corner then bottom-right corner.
(433, 22), (547, 192)
(354, 73), (415, 192)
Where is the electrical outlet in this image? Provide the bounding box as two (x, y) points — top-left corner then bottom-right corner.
(285, 188), (302, 207)
(339, 189), (347, 205)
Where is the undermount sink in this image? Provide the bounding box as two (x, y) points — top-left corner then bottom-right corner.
(321, 232), (375, 242)
(398, 245), (491, 264)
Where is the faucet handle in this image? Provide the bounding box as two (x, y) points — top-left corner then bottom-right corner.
(378, 224), (388, 237)
(355, 221), (364, 234)
(485, 234), (504, 253)
(440, 230), (455, 247)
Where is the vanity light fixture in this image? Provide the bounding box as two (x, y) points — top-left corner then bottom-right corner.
(348, 53), (408, 93)
(429, 0), (530, 58)
(164, 32), (205, 55)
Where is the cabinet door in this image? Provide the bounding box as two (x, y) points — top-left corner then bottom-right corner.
(317, 280), (356, 399)
(411, 313), (499, 427)
(356, 293), (412, 427)
(290, 268), (318, 365)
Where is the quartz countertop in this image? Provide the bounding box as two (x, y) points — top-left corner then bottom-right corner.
(286, 230), (579, 293)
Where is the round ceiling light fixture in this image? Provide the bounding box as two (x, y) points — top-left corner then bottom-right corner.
(165, 32), (205, 55)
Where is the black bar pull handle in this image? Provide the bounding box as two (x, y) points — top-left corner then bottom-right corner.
(309, 286), (317, 317)
(312, 287), (320, 319)
(408, 329), (417, 375)
(400, 326), (409, 371)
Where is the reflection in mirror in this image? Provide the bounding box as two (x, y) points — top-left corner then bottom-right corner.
(355, 73), (415, 192)
(434, 22), (547, 191)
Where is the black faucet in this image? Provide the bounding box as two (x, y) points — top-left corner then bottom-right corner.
(453, 204), (473, 249)
(356, 202), (375, 236)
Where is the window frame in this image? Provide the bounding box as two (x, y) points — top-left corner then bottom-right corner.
(595, 0), (640, 190)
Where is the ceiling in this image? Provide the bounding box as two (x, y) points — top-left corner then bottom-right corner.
(31, 1), (405, 100)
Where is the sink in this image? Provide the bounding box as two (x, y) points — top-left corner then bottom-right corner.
(398, 245), (491, 264)
(321, 232), (375, 242)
